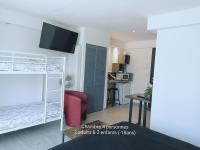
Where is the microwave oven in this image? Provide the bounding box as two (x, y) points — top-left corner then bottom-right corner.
(116, 73), (129, 81)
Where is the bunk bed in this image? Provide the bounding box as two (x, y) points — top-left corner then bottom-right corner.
(0, 51), (65, 134)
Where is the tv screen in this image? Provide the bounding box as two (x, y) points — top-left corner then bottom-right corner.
(39, 22), (78, 53)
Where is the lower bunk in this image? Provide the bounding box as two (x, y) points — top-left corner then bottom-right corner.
(0, 102), (61, 134)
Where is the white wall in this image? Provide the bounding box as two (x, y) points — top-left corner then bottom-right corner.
(0, 8), (82, 106)
(125, 48), (152, 94)
(110, 39), (125, 48)
(148, 8), (200, 147)
(125, 40), (156, 49)
(148, 7), (200, 31)
(124, 40), (156, 94)
(150, 25), (200, 147)
(84, 27), (110, 47)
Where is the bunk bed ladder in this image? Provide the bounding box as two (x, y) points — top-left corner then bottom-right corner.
(44, 57), (65, 129)
(60, 58), (65, 131)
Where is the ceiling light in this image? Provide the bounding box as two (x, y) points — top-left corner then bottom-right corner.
(132, 30), (136, 33)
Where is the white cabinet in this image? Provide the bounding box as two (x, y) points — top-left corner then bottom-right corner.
(118, 50), (125, 64)
(116, 82), (132, 104)
(109, 47), (125, 64)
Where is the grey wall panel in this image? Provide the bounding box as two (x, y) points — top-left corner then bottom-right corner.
(84, 45), (96, 87)
(84, 44), (107, 113)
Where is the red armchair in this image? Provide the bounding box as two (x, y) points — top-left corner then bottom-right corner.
(64, 91), (88, 127)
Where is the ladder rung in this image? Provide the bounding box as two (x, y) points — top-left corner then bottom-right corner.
(47, 89), (61, 93)
(47, 101), (60, 105)
(47, 76), (62, 79)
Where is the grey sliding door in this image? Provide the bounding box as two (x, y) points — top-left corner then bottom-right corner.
(84, 44), (107, 113)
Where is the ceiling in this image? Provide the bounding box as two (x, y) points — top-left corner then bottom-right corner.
(1, 0), (200, 42)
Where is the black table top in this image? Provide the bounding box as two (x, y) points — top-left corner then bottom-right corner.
(126, 94), (151, 103)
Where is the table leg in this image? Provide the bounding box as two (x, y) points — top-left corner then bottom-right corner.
(112, 89), (115, 106)
(138, 101), (142, 125)
(143, 102), (147, 127)
(129, 99), (133, 123)
(62, 132), (64, 144)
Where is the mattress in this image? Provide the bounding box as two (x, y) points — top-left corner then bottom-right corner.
(0, 62), (63, 73)
(0, 102), (61, 133)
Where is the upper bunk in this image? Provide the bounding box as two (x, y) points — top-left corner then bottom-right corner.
(0, 51), (65, 74)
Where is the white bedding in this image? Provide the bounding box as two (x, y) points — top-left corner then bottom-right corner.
(0, 62), (63, 73)
(0, 102), (61, 132)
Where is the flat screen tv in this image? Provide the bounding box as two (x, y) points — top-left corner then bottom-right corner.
(39, 22), (78, 53)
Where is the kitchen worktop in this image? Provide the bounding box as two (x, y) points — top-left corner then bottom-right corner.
(108, 80), (130, 84)
(107, 72), (133, 105)
(107, 80), (132, 104)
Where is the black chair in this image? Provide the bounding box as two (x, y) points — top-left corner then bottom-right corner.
(107, 87), (120, 106)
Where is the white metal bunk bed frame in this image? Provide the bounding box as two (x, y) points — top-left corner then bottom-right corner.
(0, 51), (65, 134)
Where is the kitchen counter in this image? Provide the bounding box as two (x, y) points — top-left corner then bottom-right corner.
(107, 80), (132, 105)
(108, 80), (130, 84)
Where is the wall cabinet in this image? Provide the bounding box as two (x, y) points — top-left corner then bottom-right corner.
(118, 49), (125, 64)
(110, 47), (125, 64)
